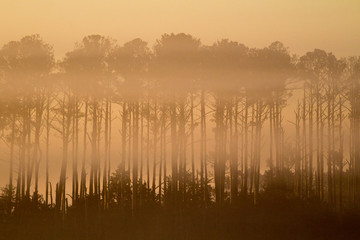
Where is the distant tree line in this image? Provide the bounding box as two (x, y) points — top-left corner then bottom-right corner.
(0, 33), (359, 219)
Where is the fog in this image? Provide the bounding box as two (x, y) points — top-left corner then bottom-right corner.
(0, 33), (359, 208)
(0, 26), (360, 240)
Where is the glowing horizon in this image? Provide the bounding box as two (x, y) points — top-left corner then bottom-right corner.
(1, 0), (359, 59)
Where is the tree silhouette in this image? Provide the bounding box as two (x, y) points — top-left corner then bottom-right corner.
(0, 33), (359, 240)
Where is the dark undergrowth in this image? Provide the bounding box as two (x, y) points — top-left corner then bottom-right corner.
(1, 197), (360, 240)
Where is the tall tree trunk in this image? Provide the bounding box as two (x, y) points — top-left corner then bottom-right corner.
(269, 103), (274, 181)
(159, 105), (164, 203)
(214, 96), (225, 207)
(339, 98), (343, 209)
(121, 101), (127, 205)
(234, 98), (239, 202)
(90, 100), (98, 197)
(327, 89), (333, 205)
(9, 113), (16, 208)
(200, 91), (205, 202)
(316, 83), (321, 199)
(80, 100), (88, 201)
(190, 94), (195, 197)
(139, 102), (144, 205)
(45, 96), (50, 206)
(295, 102), (301, 196)
(147, 101), (150, 198)
(133, 101), (139, 212)
(103, 98), (109, 209)
(302, 88), (307, 198)
(309, 87), (314, 196)
(243, 99), (249, 196)
(171, 101), (178, 204)
(152, 102), (158, 200)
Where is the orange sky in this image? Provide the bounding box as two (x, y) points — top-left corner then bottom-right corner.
(0, 0), (359, 58)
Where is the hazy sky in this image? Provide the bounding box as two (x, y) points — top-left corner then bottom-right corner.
(1, 0), (360, 58)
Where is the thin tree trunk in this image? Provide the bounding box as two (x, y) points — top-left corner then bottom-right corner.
(80, 100), (88, 201)
(133, 101), (139, 212)
(46, 96), (50, 206)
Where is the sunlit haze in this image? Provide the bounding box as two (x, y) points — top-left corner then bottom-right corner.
(1, 0), (360, 58)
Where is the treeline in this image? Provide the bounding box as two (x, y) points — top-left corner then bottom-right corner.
(0, 33), (359, 218)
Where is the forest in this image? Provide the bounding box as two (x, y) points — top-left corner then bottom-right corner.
(0, 33), (360, 240)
